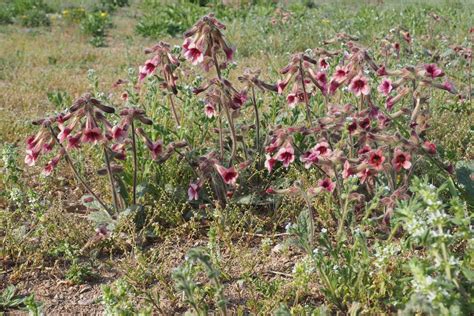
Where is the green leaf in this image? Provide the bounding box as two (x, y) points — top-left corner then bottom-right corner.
(455, 160), (474, 205)
(87, 209), (116, 231)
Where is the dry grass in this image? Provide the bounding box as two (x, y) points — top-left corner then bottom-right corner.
(0, 6), (151, 144)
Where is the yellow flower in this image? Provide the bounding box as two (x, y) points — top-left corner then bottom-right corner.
(63, 10), (69, 15)
(100, 12), (108, 18)
(322, 19), (330, 24)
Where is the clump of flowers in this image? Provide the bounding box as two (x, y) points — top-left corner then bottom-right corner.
(25, 93), (185, 217)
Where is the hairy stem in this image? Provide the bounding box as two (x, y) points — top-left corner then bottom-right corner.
(48, 126), (112, 214)
(251, 86), (260, 154)
(298, 59), (312, 127)
(336, 193), (351, 240)
(218, 103), (224, 160)
(103, 146), (119, 214)
(168, 94), (181, 127)
(212, 48), (225, 161)
(469, 53), (472, 105)
(221, 99), (237, 164)
(131, 120), (138, 205)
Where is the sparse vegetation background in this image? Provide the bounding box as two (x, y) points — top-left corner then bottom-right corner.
(0, 0), (473, 314)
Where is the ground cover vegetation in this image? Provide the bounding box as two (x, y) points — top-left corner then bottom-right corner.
(0, 0), (473, 314)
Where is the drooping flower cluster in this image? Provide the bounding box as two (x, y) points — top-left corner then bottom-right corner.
(25, 94), (116, 175)
(182, 13), (234, 71)
(138, 41), (180, 94)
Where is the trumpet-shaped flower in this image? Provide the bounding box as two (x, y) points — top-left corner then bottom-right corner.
(378, 79), (393, 96)
(215, 164), (239, 185)
(392, 149), (412, 171)
(276, 143), (295, 168)
(318, 178), (335, 193)
(349, 75), (370, 96)
(368, 149), (385, 171)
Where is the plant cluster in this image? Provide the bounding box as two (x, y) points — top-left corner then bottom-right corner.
(0, 0), (52, 27)
(20, 7), (473, 315)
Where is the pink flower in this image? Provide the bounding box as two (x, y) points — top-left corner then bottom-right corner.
(42, 151), (63, 176)
(111, 143), (126, 160)
(314, 141), (332, 157)
(358, 168), (372, 184)
(121, 92), (128, 101)
(342, 160), (355, 179)
(368, 149), (385, 171)
(349, 75), (370, 96)
(204, 103), (217, 118)
(231, 91), (247, 110)
(25, 150), (39, 166)
(82, 114), (104, 144)
(42, 139), (54, 153)
(358, 145), (372, 156)
(82, 127), (104, 144)
(223, 45), (235, 61)
(377, 65), (388, 76)
(57, 126), (72, 143)
(300, 150), (319, 169)
(111, 125), (128, 142)
(138, 57), (159, 81)
(441, 81), (456, 93)
(423, 141), (436, 154)
(215, 164), (239, 185)
(328, 79), (341, 95)
(264, 154), (277, 173)
(319, 58), (329, 70)
(66, 133), (82, 150)
(424, 64), (444, 79)
(347, 120), (357, 134)
(188, 182), (200, 201)
(276, 143), (295, 168)
(392, 149), (412, 171)
(378, 79), (393, 96)
(315, 71), (328, 95)
(183, 38), (204, 65)
(333, 66), (348, 83)
(318, 178), (335, 193)
(386, 96), (394, 111)
(277, 79), (288, 94)
(147, 140), (163, 160)
(358, 117), (371, 130)
(286, 93), (298, 108)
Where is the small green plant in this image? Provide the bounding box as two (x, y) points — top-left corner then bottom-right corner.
(23, 294), (43, 316)
(80, 11), (111, 47)
(0, 0), (52, 26)
(66, 259), (96, 285)
(18, 8), (50, 27)
(62, 7), (86, 24)
(0, 285), (27, 311)
(393, 177), (472, 315)
(136, 1), (206, 38)
(102, 279), (152, 316)
(0, 286), (42, 315)
(172, 247), (227, 315)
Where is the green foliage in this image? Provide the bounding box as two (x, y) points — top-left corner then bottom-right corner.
(0, 286), (27, 311)
(0, 0), (52, 26)
(0, 286), (42, 314)
(80, 11), (111, 47)
(393, 177), (473, 315)
(136, 1), (207, 38)
(102, 279), (152, 316)
(66, 259), (96, 285)
(172, 247), (227, 315)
